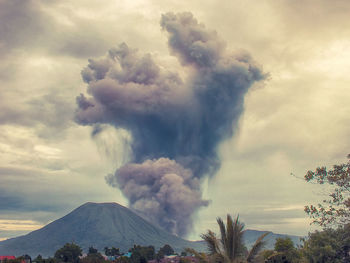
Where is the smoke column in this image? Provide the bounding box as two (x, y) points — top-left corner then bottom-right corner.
(75, 12), (266, 237)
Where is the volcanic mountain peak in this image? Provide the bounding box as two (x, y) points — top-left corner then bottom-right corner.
(0, 202), (202, 257)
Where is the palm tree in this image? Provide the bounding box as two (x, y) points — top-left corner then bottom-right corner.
(201, 214), (269, 263)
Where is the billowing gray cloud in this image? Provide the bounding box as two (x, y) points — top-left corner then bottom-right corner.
(75, 12), (266, 236)
(106, 158), (208, 236)
(160, 12), (224, 67)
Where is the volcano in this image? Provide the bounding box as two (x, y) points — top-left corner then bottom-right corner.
(0, 202), (205, 257)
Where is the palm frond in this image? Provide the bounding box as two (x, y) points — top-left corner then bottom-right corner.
(201, 230), (221, 255)
(232, 215), (245, 259)
(202, 214), (249, 263)
(246, 232), (269, 262)
(217, 217), (227, 251)
(210, 252), (225, 263)
(226, 214), (234, 260)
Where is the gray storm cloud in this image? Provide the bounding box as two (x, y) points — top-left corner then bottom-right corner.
(75, 12), (266, 236)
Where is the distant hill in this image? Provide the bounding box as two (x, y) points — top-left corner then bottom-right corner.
(192, 229), (302, 254)
(0, 202), (302, 257)
(242, 229), (302, 250)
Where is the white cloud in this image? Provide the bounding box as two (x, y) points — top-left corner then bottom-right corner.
(0, 220), (43, 231)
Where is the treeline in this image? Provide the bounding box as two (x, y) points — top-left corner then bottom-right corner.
(27, 243), (179, 263)
(259, 225), (350, 262)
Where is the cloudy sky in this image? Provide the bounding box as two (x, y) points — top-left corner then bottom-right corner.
(1, 0), (350, 241)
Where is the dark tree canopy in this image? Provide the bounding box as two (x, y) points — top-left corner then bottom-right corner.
(158, 244), (174, 256)
(54, 243), (82, 263)
(88, 247), (98, 255)
(302, 224), (350, 263)
(129, 245), (155, 263)
(104, 247), (120, 257)
(274, 237), (295, 253)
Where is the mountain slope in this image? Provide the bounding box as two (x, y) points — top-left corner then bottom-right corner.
(243, 229), (302, 249)
(192, 230), (302, 252)
(0, 202), (203, 257)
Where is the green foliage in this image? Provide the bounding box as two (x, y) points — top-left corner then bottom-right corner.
(158, 244), (175, 256)
(155, 250), (164, 262)
(302, 225), (350, 263)
(201, 214), (268, 263)
(80, 253), (105, 263)
(261, 238), (301, 263)
(179, 258), (191, 263)
(33, 256), (57, 263)
(304, 154), (350, 227)
(82, 247), (105, 263)
(104, 247), (120, 256)
(155, 244), (175, 261)
(88, 247), (99, 255)
(184, 248), (208, 263)
(129, 245), (155, 263)
(115, 257), (130, 263)
(54, 243), (82, 263)
(274, 237), (295, 253)
(33, 255), (44, 263)
(40, 258), (57, 263)
(260, 249), (274, 261)
(5, 258), (25, 263)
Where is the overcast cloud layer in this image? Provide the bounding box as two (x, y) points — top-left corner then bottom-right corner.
(0, 0), (350, 240)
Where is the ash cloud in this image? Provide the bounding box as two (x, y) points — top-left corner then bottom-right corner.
(75, 12), (266, 236)
(106, 158), (208, 236)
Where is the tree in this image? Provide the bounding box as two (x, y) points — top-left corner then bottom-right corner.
(264, 237), (301, 263)
(54, 243), (82, 263)
(155, 250), (164, 262)
(184, 248), (208, 263)
(88, 247), (99, 255)
(82, 246), (105, 263)
(274, 237), (295, 253)
(158, 244), (175, 256)
(33, 255), (43, 263)
(104, 247), (120, 256)
(6, 258), (25, 263)
(302, 224), (350, 263)
(201, 214), (269, 263)
(179, 258), (191, 263)
(41, 258), (57, 263)
(129, 245), (155, 263)
(115, 257), (130, 263)
(259, 249), (274, 262)
(80, 254), (105, 263)
(304, 154), (350, 227)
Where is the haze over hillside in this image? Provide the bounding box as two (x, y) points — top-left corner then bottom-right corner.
(0, 202), (301, 257)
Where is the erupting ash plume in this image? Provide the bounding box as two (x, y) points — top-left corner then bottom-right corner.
(75, 12), (266, 237)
